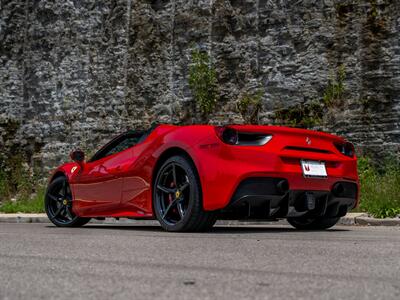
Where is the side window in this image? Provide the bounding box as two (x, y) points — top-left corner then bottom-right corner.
(89, 132), (143, 162)
(102, 135), (141, 157)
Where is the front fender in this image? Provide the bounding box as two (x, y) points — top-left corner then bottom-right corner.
(49, 162), (81, 183)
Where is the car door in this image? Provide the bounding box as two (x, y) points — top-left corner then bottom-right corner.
(71, 133), (140, 216)
(120, 134), (155, 216)
(71, 156), (122, 215)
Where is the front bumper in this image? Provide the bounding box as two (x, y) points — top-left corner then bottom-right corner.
(220, 177), (358, 220)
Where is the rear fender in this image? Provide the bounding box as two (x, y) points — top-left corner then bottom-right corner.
(153, 126), (225, 211)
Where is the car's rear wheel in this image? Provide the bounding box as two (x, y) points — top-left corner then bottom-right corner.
(153, 155), (217, 232)
(287, 216), (340, 230)
(45, 176), (91, 227)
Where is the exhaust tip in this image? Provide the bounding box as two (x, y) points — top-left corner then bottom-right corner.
(276, 179), (289, 194)
(332, 183), (345, 197)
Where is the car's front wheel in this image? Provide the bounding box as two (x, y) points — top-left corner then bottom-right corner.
(45, 176), (91, 227)
(287, 216), (340, 230)
(153, 155), (217, 232)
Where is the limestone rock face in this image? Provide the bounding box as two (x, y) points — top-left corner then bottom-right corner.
(0, 0), (399, 172)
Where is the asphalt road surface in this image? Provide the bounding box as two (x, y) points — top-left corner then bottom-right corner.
(0, 223), (399, 300)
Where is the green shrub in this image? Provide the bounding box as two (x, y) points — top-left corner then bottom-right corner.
(273, 101), (323, 128)
(273, 65), (347, 127)
(0, 186), (45, 213)
(0, 151), (42, 213)
(188, 49), (219, 117)
(236, 91), (263, 124)
(0, 153), (11, 200)
(0, 152), (36, 200)
(358, 156), (400, 218)
(0, 169), (10, 200)
(323, 64), (345, 107)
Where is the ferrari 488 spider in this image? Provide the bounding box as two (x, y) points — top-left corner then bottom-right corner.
(45, 124), (359, 231)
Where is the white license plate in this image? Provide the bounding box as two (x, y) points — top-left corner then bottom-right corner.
(301, 160), (327, 177)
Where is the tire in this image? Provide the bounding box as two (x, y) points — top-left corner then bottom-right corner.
(287, 216), (340, 230)
(153, 155), (217, 232)
(45, 176), (91, 227)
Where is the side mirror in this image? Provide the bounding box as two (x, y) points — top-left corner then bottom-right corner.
(70, 150), (85, 167)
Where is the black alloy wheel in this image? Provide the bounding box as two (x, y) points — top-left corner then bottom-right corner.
(153, 155), (217, 232)
(45, 176), (90, 227)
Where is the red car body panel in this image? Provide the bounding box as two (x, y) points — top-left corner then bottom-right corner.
(50, 124), (359, 218)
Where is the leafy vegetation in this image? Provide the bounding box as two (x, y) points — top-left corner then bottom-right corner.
(0, 152), (34, 200)
(236, 91), (263, 124)
(357, 156), (400, 218)
(322, 64), (346, 107)
(188, 49), (219, 118)
(0, 187), (45, 213)
(368, 0), (378, 19)
(0, 152), (44, 213)
(273, 65), (346, 128)
(273, 101), (324, 128)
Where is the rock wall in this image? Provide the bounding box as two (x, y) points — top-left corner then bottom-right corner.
(1, 0), (399, 173)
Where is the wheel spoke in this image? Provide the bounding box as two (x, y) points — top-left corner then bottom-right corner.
(171, 164), (177, 186)
(179, 182), (189, 192)
(157, 185), (175, 194)
(162, 198), (179, 219)
(59, 181), (65, 197)
(48, 193), (60, 202)
(65, 189), (72, 200)
(63, 181), (68, 197)
(177, 202), (185, 219)
(65, 206), (73, 220)
(51, 205), (63, 219)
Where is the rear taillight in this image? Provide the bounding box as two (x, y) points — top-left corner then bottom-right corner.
(215, 127), (238, 145)
(334, 142), (355, 157)
(215, 126), (272, 146)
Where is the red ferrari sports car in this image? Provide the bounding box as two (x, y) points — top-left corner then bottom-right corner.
(45, 124), (359, 231)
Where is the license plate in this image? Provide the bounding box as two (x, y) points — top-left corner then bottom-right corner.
(301, 160), (327, 177)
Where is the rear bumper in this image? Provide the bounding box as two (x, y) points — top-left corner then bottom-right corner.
(194, 131), (359, 211)
(220, 177), (358, 220)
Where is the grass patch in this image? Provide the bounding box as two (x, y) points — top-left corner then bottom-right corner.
(357, 157), (400, 218)
(0, 187), (45, 213)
